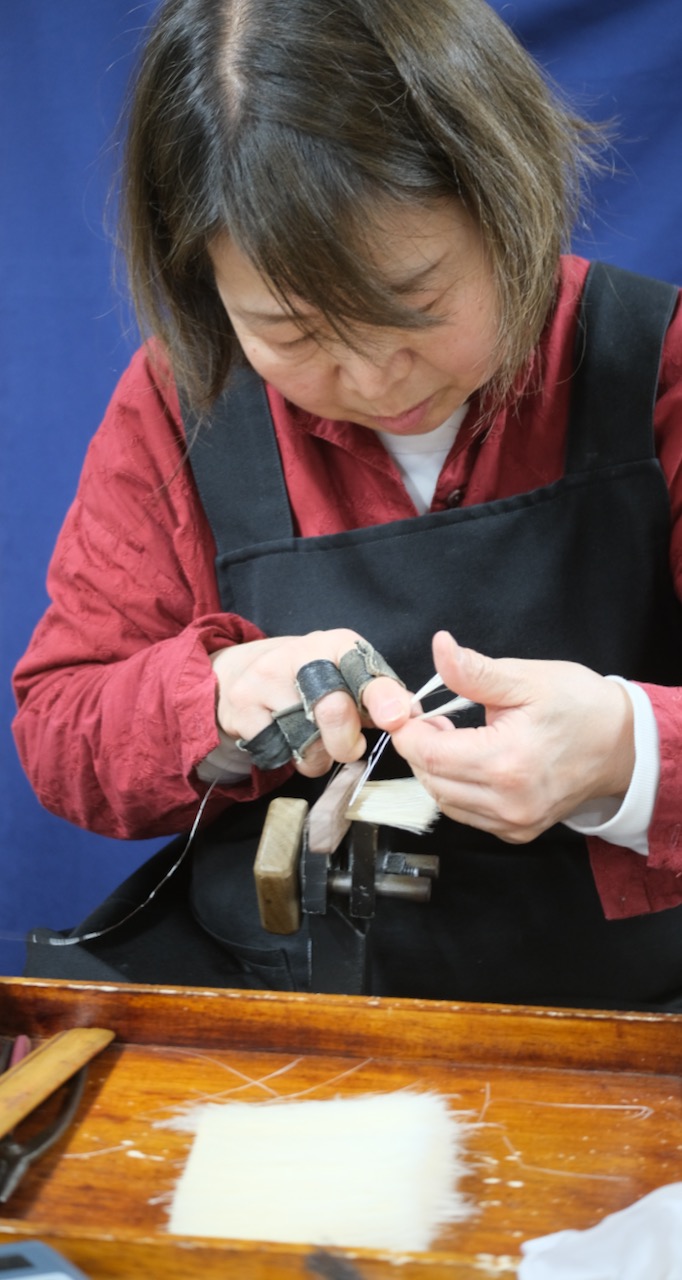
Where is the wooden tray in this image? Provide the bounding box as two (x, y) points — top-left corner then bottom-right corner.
(1, 977), (682, 1278)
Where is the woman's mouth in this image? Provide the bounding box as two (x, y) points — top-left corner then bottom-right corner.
(369, 394), (435, 433)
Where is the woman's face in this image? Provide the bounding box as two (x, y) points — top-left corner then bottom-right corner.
(210, 201), (501, 435)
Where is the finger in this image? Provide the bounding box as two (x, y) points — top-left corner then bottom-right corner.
(409, 756), (551, 843)
(292, 741), (335, 779)
(313, 688), (367, 763)
(432, 631), (529, 711)
(391, 716), (487, 785)
(361, 675), (413, 731)
(407, 719), (568, 841)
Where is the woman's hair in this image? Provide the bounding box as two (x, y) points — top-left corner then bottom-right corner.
(121, 0), (606, 409)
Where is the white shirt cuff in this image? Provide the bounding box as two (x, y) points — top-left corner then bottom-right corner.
(563, 677), (660, 856)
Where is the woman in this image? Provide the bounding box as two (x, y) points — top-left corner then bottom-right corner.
(13, 0), (682, 1006)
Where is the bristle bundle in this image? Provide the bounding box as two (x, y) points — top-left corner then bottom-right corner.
(346, 777), (439, 834)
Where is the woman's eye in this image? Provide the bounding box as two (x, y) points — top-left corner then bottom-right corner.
(415, 290), (449, 320)
(275, 332), (316, 352)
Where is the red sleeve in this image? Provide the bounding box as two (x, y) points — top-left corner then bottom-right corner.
(587, 288), (682, 918)
(11, 346), (290, 838)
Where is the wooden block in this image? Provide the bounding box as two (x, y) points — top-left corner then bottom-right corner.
(306, 762), (365, 854)
(254, 797), (308, 934)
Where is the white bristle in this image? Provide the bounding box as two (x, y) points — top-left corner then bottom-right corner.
(164, 1091), (474, 1250)
(346, 776), (439, 834)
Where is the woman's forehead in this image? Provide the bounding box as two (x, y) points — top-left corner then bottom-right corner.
(210, 198), (476, 316)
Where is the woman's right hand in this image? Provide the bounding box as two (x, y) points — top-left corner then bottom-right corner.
(210, 629), (412, 777)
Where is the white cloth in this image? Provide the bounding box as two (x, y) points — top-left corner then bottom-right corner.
(518, 1183), (682, 1279)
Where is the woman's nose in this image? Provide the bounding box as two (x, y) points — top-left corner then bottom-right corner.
(336, 344), (413, 400)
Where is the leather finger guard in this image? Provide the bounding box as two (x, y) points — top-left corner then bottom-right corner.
(237, 704), (321, 769)
(338, 639), (404, 709)
(274, 704), (321, 762)
(236, 722), (292, 770)
(295, 659), (351, 718)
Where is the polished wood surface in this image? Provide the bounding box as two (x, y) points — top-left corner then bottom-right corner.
(1, 978), (681, 1278)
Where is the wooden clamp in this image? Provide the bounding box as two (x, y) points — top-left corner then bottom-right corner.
(253, 764), (365, 935)
(253, 763), (439, 940)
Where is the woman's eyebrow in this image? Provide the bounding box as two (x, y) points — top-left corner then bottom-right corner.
(231, 306), (307, 325)
(389, 256), (446, 295)
(231, 258), (448, 325)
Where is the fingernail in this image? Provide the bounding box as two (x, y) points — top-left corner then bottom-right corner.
(377, 699), (406, 725)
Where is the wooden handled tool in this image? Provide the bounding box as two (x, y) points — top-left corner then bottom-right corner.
(0, 1027), (114, 1138)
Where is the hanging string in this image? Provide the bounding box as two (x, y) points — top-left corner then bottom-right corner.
(10, 673), (474, 950)
(27, 779), (219, 948)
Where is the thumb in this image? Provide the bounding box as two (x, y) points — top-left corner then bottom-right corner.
(432, 631), (528, 710)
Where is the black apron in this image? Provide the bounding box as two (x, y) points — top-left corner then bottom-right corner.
(26, 263), (682, 1009)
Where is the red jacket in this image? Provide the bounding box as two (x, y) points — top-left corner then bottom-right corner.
(12, 256), (682, 918)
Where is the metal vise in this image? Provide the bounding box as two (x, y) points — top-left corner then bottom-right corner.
(253, 763), (439, 994)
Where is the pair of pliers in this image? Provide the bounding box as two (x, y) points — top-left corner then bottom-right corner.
(0, 1061), (87, 1202)
(0, 1027), (114, 1203)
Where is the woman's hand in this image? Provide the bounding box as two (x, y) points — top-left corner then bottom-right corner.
(211, 629), (412, 778)
(385, 631), (636, 843)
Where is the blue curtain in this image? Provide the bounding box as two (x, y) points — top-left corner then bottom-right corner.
(1, 0), (681, 974)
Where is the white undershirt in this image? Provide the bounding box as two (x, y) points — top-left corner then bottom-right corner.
(198, 416), (660, 856)
(376, 407), (466, 513)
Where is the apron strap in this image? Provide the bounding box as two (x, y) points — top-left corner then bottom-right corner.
(567, 261), (678, 473)
(183, 364), (294, 557)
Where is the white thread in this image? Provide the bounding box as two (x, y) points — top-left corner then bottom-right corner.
(348, 673), (475, 805)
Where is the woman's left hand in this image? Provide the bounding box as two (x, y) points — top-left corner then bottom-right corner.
(382, 631), (636, 844)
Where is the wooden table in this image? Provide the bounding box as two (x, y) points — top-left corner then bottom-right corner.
(1, 977), (681, 1278)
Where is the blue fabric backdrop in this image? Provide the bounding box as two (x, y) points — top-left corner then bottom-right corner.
(2, 1), (681, 974)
